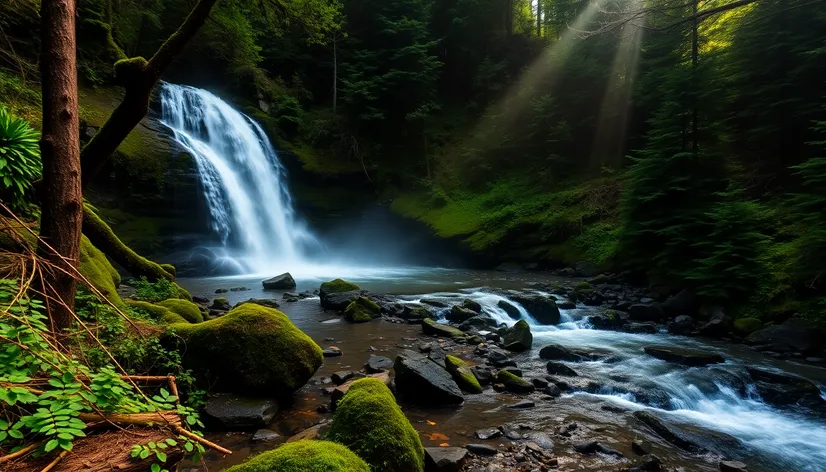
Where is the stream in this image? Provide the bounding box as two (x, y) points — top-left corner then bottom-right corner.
(180, 270), (826, 472)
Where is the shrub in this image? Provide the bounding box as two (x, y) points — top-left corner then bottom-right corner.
(0, 107), (40, 213)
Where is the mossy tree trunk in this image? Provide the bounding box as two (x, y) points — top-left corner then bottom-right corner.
(79, 0), (220, 189)
(37, 0), (82, 334)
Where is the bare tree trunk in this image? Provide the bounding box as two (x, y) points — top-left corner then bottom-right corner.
(38, 0), (81, 334)
(333, 35), (338, 115)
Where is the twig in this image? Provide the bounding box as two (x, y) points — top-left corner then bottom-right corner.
(174, 425), (232, 455)
(40, 450), (69, 472)
(0, 442), (41, 463)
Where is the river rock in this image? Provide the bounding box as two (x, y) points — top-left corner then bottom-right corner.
(421, 298), (449, 308)
(475, 428), (501, 440)
(667, 315), (695, 335)
(425, 447), (468, 471)
(394, 354), (464, 406)
(746, 318), (825, 354)
(234, 298), (280, 310)
(251, 429), (281, 442)
(511, 294), (561, 325)
(401, 304), (434, 322)
(733, 317), (763, 336)
(557, 300), (576, 310)
(503, 320), (533, 351)
(539, 344), (582, 361)
(210, 297), (231, 311)
(720, 460), (748, 472)
(575, 261), (601, 277)
(462, 298), (483, 313)
(697, 306), (733, 337)
(590, 311), (626, 330)
(203, 394), (278, 429)
(495, 370), (535, 393)
(447, 305), (478, 323)
(546, 361), (578, 377)
(322, 346), (343, 357)
(507, 399), (535, 409)
(458, 315), (497, 332)
(330, 372), (391, 409)
(632, 439), (652, 455)
(365, 355), (394, 373)
(497, 300), (522, 319)
(465, 444), (498, 456)
(262, 272), (296, 290)
(523, 431), (554, 450)
(471, 366), (493, 385)
(422, 318), (465, 338)
(644, 346), (724, 366)
(633, 411), (741, 454)
(628, 322), (659, 334)
(746, 367), (825, 407)
(573, 440), (624, 458)
(322, 291), (362, 311)
(487, 348), (516, 367)
(629, 304), (665, 322)
(331, 371), (354, 385)
(661, 289), (699, 317)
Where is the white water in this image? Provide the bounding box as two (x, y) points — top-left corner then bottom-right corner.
(159, 83), (321, 274)
(413, 290), (826, 471)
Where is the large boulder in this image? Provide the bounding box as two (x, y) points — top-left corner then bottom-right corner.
(262, 272), (296, 290)
(323, 291), (362, 311)
(445, 355), (483, 394)
(320, 279), (361, 310)
(458, 316), (497, 332)
(447, 305), (478, 323)
(745, 318), (825, 355)
(394, 354), (464, 406)
(633, 411), (742, 456)
(746, 367), (825, 407)
(502, 320), (533, 352)
(422, 318), (465, 338)
(629, 304), (665, 322)
(402, 304), (435, 322)
(327, 378), (425, 472)
(643, 346), (724, 367)
(510, 295), (561, 325)
(462, 299), (483, 313)
(539, 344), (583, 362)
(203, 394), (278, 429)
(344, 297), (382, 323)
(497, 300), (522, 320)
(225, 440), (369, 472)
(168, 303), (323, 398)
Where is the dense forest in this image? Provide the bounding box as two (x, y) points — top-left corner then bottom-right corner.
(1, 0), (826, 470)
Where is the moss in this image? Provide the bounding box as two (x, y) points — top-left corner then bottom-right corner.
(445, 355), (483, 394)
(344, 297), (381, 323)
(78, 235), (126, 309)
(213, 297), (229, 306)
(321, 279), (361, 294)
(157, 298), (203, 323)
(502, 320), (533, 352)
(422, 318), (465, 338)
(734, 317), (764, 336)
(327, 378), (425, 472)
(128, 300), (188, 325)
(225, 440), (369, 472)
(495, 370), (535, 393)
(113, 56), (148, 88)
(160, 263), (176, 277)
(175, 283), (193, 301)
(168, 303), (323, 397)
(575, 282), (592, 291)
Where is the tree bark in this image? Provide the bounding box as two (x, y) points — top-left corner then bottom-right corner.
(79, 0), (220, 189)
(37, 0), (82, 334)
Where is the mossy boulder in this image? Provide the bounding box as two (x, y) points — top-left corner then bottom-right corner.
(157, 298), (203, 323)
(401, 305), (434, 322)
(575, 282), (593, 291)
(327, 378), (425, 472)
(445, 355), (483, 394)
(462, 298), (483, 313)
(127, 300), (189, 325)
(734, 318), (763, 336)
(79, 235), (125, 309)
(320, 279), (360, 298)
(503, 320), (533, 351)
(344, 297), (381, 323)
(495, 370), (535, 394)
(168, 303), (323, 397)
(225, 440), (369, 472)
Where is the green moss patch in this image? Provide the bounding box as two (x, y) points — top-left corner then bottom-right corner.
(225, 440), (369, 472)
(168, 303), (323, 397)
(344, 297), (381, 323)
(79, 235), (125, 309)
(157, 298), (203, 323)
(321, 278), (361, 294)
(445, 355), (483, 394)
(495, 370), (535, 393)
(127, 300), (188, 325)
(327, 378), (425, 472)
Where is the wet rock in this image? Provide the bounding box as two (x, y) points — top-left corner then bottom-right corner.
(697, 306), (733, 337)
(394, 354), (464, 406)
(287, 423), (326, 443)
(251, 429), (281, 442)
(234, 298), (281, 310)
(627, 322), (659, 334)
(428, 346), (447, 369)
(523, 431), (554, 450)
(321, 290), (362, 311)
(746, 367), (825, 407)
(330, 372), (390, 409)
(666, 315), (695, 335)
(459, 316), (497, 332)
(210, 298), (231, 311)
(633, 411), (740, 454)
(495, 370), (535, 393)
(471, 366), (493, 385)
(422, 318), (465, 339)
(447, 305), (478, 323)
(632, 439), (652, 455)
(402, 304), (435, 322)
(573, 440), (624, 457)
(746, 318), (826, 354)
(507, 399), (535, 409)
(719, 460), (748, 472)
(497, 300), (522, 320)
(465, 444), (498, 456)
(485, 332), (501, 342)
(643, 346), (724, 366)
(510, 295), (561, 325)
(331, 371), (354, 385)
(539, 344), (582, 362)
(546, 361), (578, 377)
(445, 355), (483, 393)
(503, 320), (533, 352)
(557, 300), (576, 310)
(629, 304), (664, 322)
(322, 346), (343, 357)
(590, 311), (626, 330)
(555, 422), (578, 436)
(575, 261), (601, 277)
(203, 394), (278, 429)
(462, 298), (483, 313)
(543, 384), (562, 397)
(475, 428), (502, 440)
(488, 348), (516, 367)
(262, 272), (296, 290)
(531, 378), (549, 389)
(214, 288), (228, 294)
(365, 355), (394, 373)
(425, 447), (468, 471)
(499, 425), (522, 440)
(500, 366), (523, 377)
(419, 342), (433, 353)
(661, 289), (699, 317)
(421, 298), (449, 308)
(628, 454), (662, 472)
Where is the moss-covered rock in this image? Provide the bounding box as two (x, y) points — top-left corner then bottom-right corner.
(734, 317), (763, 336)
(225, 440), (369, 472)
(320, 279), (362, 310)
(344, 297), (381, 323)
(327, 378), (425, 472)
(79, 235), (125, 309)
(445, 355), (483, 394)
(495, 370), (535, 394)
(128, 300), (188, 325)
(575, 282), (593, 291)
(157, 298), (203, 323)
(320, 278), (360, 296)
(168, 303), (323, 397)
(422, 318), (464, 338)
(503, 320), (533, 351)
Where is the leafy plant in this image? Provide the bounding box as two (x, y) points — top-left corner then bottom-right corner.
(0, 107), (41, 213)
(133, 276), (178, 302)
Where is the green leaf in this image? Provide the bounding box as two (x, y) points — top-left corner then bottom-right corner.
(139, 449), (150, 459)
(151, 464), (161, 472)
(45, 439), (59, 452)
(156, 451), (167, 463)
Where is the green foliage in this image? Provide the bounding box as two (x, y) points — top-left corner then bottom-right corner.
(343, 297), (380, 323)
(225, 440), (369, 472)
(133, 277), (180, 303)
(789, 122), (826, 291)
(0, 107), (41, 213)
(327, 378), (424, 472)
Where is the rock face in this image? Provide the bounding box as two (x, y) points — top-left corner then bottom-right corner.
(327, 378), (425, 472)
(746, 318), (825, 354)
(203, 394), (278, 429)
(394, 354), (464, 406)
(422, 318), (465, 338)
(425, 447), (468, 472)
(262, 272), (296, 290)
(503, 320), (533, 351)
(746, 367), (825, 407)
(169, 303), (323, 398)
(320, 279), (361, 310)
(224, 440), (369, 472)
(643, 346), (724, 366)
(497, 300), (522, 320)
(511, 295), (561, 325)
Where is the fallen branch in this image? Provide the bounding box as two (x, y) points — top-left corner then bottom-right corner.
(174, 425), (232, 455)
(39, 450), (68, 472)
(78, 411), (181, 428)
(0, 442), (42, 463)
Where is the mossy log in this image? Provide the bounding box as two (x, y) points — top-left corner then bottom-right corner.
(82, 204), (174, 281)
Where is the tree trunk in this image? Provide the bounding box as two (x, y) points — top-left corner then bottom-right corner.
(37, 0), (82, 335)
(537, 0), (542, 37)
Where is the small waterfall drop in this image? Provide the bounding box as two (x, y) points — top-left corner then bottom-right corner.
(159, 82), (320, 274)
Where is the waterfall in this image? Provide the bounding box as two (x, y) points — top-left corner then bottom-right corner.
(159, 82), (320, 274)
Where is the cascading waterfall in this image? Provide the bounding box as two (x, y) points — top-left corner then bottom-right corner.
(159, 82), (321, 274)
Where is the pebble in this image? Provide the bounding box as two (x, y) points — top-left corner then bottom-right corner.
(475, 428), (502, 440)
(251, 429), (280, 442)
(322, 346), (342, 357)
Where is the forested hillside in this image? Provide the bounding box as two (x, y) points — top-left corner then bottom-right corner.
(2, 0), (825, 321)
